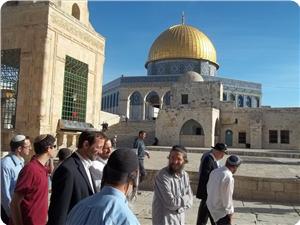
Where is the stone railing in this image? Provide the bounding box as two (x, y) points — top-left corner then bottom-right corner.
(56, 131), (79, 150)
(140, 169), (300, 204)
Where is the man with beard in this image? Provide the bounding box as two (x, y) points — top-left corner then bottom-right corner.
(152, 145), (193, 225)
(90, 138), (113, 192)
(66, 149), (140, 225)
(48, 131), (106, 225)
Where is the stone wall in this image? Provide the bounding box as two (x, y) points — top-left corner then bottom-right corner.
(1, 2), (105, 150)
(220, 107), (300, 150)
(140, 170), (300, 204)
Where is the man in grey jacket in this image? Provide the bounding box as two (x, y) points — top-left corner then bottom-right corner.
(152, 145), (193, 225)
(133, 130), (150, 183)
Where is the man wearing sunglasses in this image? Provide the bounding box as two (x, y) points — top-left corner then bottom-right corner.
(10, 134), (57, 225)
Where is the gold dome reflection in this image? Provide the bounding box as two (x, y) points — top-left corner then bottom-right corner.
(146, 24), (217, 67)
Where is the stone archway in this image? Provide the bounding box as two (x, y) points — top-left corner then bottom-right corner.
(179, 119), (205, 147)
(129, 91), (143, 120)
(145, 91), (160, 120)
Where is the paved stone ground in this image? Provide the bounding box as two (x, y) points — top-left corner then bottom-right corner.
(130, 191), (300, 225)
(144, 150), (300, 179)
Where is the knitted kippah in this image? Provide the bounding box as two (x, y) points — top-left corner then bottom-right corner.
(11, 134), (26, 143)
(226, 155), (242, 166)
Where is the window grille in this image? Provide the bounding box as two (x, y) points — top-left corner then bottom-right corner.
(280, 130), (289, 144)
(62, 56), (88, 122)
(1, 49), (21, 129)
(269, 130), (278, 143)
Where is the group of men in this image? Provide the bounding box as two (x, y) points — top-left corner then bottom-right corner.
(1, 129), (241, 225)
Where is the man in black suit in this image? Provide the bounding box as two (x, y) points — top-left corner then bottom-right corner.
(47, 131), (106, 225)
(196, 143), (227, 225)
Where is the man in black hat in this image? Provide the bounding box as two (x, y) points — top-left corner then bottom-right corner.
(66, 149), (140, 225)
(196, 143), (228, 225)
(207, 155), (242, 225)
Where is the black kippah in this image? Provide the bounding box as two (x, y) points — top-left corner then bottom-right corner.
(107, 148), (138, 174)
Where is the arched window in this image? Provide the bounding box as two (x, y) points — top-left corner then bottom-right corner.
(113, 93), (116, 107)
(130, 91), (142, 105)
(223, 92), (227, 101)
(255, 97), (260, 107)
(246, 96), (252, 107)
(230, 93), (235, 101)
(116, 92), (119, 106)
(180, 119), (204, 135)
(145, 91), (160, 107)
(72, 3), (80, 20)
(106, 96), (109, 109)
(109, 95), (113, 108)
(238, 95), (244, 107)
(163, 91), (171, 106)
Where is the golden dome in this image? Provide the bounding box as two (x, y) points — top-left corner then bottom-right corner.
(146, 24), (218, 67)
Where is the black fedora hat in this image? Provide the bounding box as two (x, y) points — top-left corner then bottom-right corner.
(211, 143), (228, 154)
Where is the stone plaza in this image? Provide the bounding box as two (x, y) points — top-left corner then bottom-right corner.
(133, 148), (300, 225)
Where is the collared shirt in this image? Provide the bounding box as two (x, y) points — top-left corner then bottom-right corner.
(206, 166), (234, 222)
(75, 152), (95, 193)
(66, 186), (140, 225)
(13, 157), (49, 225)
(1, 153), (24, 216)
(152, 167), (193, 225)
(209, 152), (220, 168)
(133, 138), (146, 159)
(89, 156), (108, 192)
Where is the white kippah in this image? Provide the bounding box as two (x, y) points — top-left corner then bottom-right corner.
(11, 134), (26, 143)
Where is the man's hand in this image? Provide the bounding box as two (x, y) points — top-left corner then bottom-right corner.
(228, 213), (233, 223)
(145, 150), (150, 159)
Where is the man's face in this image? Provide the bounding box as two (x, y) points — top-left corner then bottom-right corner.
(86, 137), (105, 161)
(20, 139), (32, 157)
(215, 150), (225, 160)
(231, 166), (238, 174)
(48, 143), (58, 158)
(168, 151), (185, 174)
(98, 140), (112, 160)
(140, 132), (146, 139)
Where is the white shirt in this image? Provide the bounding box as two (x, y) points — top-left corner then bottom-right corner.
(75, 152), (95, 193)
(206, 166), (234, 222)
(90, 156), (108, 192)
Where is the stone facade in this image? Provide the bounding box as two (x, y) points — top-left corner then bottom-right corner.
(1, 1), (105, 150)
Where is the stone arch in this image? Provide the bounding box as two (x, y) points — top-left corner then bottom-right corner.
(128, 91), (143, 120)
(179, 119), (205, 147)
(163, 90), (171, 106)
(145, 91), (160, 120)
(72, 3), (80, 20)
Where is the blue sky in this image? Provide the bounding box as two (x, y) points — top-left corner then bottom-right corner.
(88, 1), (299, 107)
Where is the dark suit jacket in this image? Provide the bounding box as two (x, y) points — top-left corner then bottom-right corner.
(47, 152), (95, 225)
(196, 152), (218, 199)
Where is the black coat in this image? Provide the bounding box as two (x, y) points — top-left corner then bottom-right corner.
(47, 152), (95, 225)
(196, 152), (218, 199)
